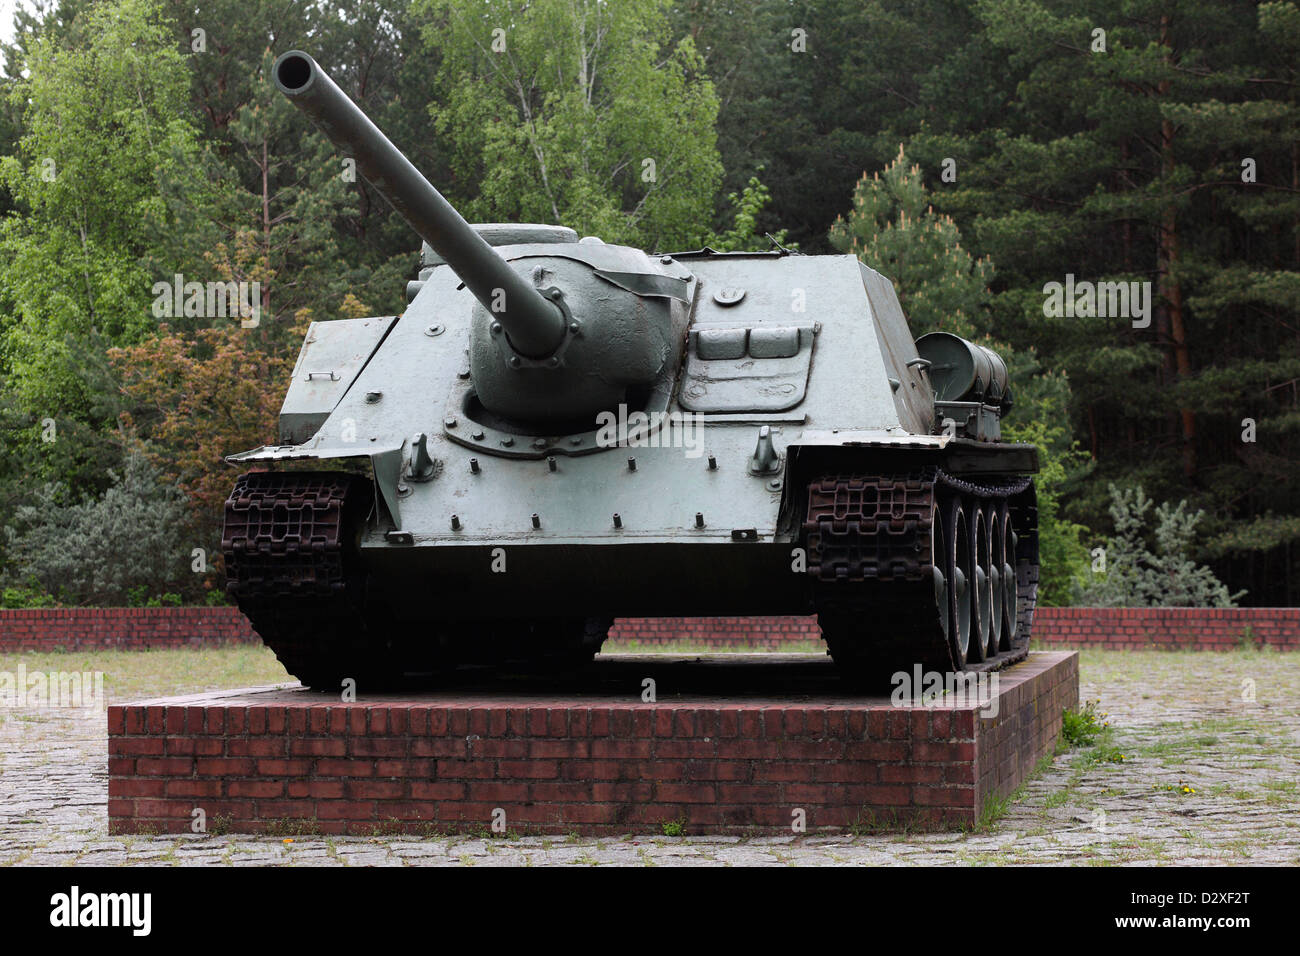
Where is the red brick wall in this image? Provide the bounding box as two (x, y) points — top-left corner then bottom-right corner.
(106, 651), (1079, 835)
(607, 616), (821, 649)
(0, 607), (259, 651)
(3, 606), (1295, 653)
(978, 652), (1078, 806)
(1027, 606), (1299, 651)
(609, 608), (1299, 652)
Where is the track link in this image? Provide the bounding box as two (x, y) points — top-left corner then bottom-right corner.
(222, 472), (411, 689)
(802, 469), (1038, 682)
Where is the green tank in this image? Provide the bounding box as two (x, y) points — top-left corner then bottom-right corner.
(221, 52), (1040, 688)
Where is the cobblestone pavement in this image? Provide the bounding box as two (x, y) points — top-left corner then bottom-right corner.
(2, 648), (1297, 866)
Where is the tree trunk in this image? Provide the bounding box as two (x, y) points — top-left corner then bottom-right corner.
(261, 136), (272, 318)
(1157, 15), (1196, 481)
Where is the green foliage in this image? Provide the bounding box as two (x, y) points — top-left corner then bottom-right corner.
(831, 147), (1091, 603)
(1060, 699), (1108, 749)
(3, 452), (191, 605)
(415, 0), (722, 249)
(707, 174), (789, 252)
(1003, 418), (1090, 606)
(953, 0), (1299, 603)
(0, 0), (212, 415)
(660, 817), (686, 837)
(830, 147), (993, 338)
(0, 0), (1294, 610)
(125, 587), (184, 608)
(1, 583), (61, 609)
(1077, 484), (1245, 608)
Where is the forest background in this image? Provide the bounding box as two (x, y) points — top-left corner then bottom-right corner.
(1, 0), (1295, 609)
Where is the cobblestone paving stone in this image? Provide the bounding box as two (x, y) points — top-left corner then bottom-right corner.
(1, 648), (1297, 866)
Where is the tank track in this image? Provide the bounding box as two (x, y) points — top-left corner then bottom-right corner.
(802, 468), (1038, 682)
(224, 467), (1038, 689)
(937, 469), (1040, 666)
(222, 472), (608, 689)
(222, 472), (409, 689)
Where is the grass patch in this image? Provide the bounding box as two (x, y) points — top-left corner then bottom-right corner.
(844, 806), (960, 837)
(846, 808), (905, 836)
(975, 750), (1058, 832)
(0, 646), (291, 701)
(263, 817), (321, 837)
(1072, 742), (1127, 770)
(977, 792), (1013, 831)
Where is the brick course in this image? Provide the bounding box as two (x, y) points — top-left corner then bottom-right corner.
(0, 607), (259, 651)
(606, 608), (1299, 652)
(107, 651), (1078, 835)
(608, 615), (821, 649)
(1026, 606), (1298, 651)
(3, 606), (1293, 653)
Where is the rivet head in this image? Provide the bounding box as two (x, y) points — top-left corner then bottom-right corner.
(472, 430), (485, 441)
(490, 322), (502, 335)
(444, 417), (457, 428)
(533, 438), (547, 449)
(500, 436), (514, 447)
(548, 356), (560, 367)
(509, 355), (521, 368)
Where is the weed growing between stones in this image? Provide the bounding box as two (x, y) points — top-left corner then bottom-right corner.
(660, 816), (687, 837)
(1061, 699), (1109, 747)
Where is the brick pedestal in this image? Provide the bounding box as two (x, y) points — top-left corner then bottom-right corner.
(108, 652), (1078, 835)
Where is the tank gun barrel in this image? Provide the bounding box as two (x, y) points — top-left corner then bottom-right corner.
(272, 51), (565, 357)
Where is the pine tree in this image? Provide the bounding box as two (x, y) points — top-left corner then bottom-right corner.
(1078, 484), (1243, 607)
(927, 0), (1300, 603)
(830, 146), (1091, 603)
(831, 146), (993, 337)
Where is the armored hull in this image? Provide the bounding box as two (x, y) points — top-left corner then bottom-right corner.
(222, 53), (1039, 688)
